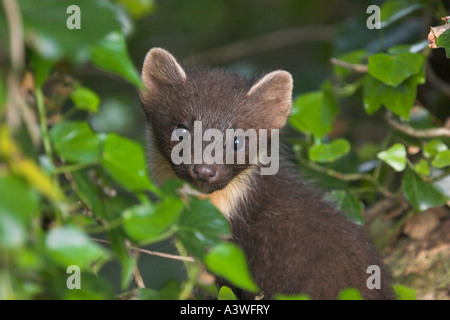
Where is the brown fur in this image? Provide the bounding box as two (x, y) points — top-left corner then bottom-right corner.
(139, 48), (395, 300)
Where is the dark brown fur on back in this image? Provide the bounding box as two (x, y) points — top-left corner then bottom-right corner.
(226, 158), (394, 299)
(140, 48), (395, 300)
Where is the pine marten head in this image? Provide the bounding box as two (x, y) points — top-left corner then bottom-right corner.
(140, 48), (293, 200)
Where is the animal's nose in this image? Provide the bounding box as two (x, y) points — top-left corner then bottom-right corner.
(191, 164), (218, 183)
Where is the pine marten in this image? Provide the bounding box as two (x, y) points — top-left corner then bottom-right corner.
(139, 48), (395, 300)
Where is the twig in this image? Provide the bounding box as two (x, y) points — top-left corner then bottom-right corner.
(174, 239), (199, 300)
(2, 0), (41, 146)
(35, 87), (55, 159)
(91, 238), (194, 263)
(185, 25), (336, 65)
(296, 152), (397, 199)
(125, 239), (146, 289)
(2, 0), (24, 71)
(385, 111), (450, 138)
(329, 58), (368, 73)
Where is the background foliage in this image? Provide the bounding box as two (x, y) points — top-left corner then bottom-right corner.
(0, 0), (449, 300)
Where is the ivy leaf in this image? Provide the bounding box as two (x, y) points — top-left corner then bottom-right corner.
(71, 86), (101, 113)
(431, 150), (450, 168)
(19, 0), (122, 62)
(308, 139), (350, 163)
(205, 243), (259, 293)
(338, 288), (363, 300)
(423, 139), (448, 157)
(0, 174), (39, 223)
(218, 286), (237, 300)
(101, 133), (155, 192)
(72, 170), (135, 289)
(91, 32), (144, 89)
(435, 29), (450, 58)
(377, 143), (407, 172)
(123, 197), (183, 243)
(368, 53), (424, 87)
(326, 190), (364, 225)
(176, 197), (230, 259)
(290, 87), (338, 139)
(402, 170), (448, 212)
(393, 284), (417, 300)
(46, 225), (109, 269)
(414, 159), (430, 176)
(363, 74), (420, 119)
(50, 121), (102, 164)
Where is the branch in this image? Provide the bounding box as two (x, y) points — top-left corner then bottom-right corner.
(329, 57), (368, 73)
(295, 152), (397, 199)
(185, 25), (336, 65)
(125, 239), (146, 289)
(91, 238), (194, 263)
(385, 111), (450, 138)
(2, 0), (24, 71)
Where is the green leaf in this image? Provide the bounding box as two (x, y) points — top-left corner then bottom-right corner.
(290, 88), (339, 139)
(414, 159), (430, 176)
(218, 286), (237, 300)
(19, 0), (122, 62)
(123, 197), (183, 243)
(0, 174), (39, 223)
(205, 243), (258, 293)
(139, 281), (180, 300)
(327, 190), (364, 225)
(338, 288), (363, 300)
(436, 29), (450, 58)
(101, 133), (154, 192)
(72, 171), (107, 219)
(379, 1), (423, 29)
(71, 86), (101, 113)
(431, 150), (450, 168)
(402, 170), (448, 212)
(64, 272), (114, 300)
(424, 139), (448, 157)
(50, 121), (102, 164)
(377, 143), (407, 172)
(393, 284), (416, 300)
(73, 170), (136, 289)
(363, 75), (419, 119)
(176, 197), (230, 259)
(308, 139), (350, 163)
(30, 52), (54, 88)
(46, 225), (109, 269)
(91, 32), (144, 88)
(368, 53), (424, 87)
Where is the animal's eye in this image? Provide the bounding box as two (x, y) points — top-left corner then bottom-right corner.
(234, 136), (245, 151)
(174, 124), (189, 141)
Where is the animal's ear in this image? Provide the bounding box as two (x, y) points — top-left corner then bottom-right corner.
(246, 70), (293, 129)
(141, 48), (186, 92)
